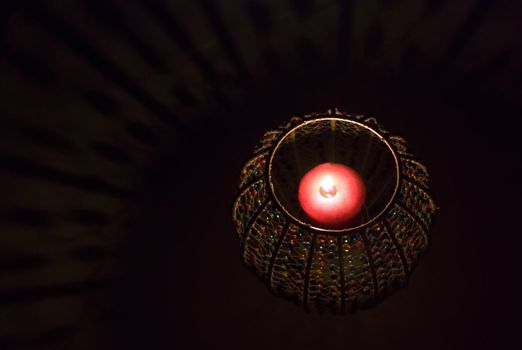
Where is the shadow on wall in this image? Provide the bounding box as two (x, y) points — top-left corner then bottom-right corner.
(0, 0), (520, 349)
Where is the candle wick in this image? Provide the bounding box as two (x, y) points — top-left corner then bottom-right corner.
(319, 183), (337, 198)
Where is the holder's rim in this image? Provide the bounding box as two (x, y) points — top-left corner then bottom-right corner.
(267, 115), (401, 234)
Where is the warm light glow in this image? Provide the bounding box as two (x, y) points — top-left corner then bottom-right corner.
(298, 163), (366, 229)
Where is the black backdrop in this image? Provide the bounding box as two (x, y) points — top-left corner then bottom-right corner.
(0, 1), (520, 349)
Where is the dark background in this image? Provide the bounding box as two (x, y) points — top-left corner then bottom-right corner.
(0, 0), (520, 349)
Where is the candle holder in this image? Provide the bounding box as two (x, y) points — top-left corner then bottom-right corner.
(232, 109), (437, 313)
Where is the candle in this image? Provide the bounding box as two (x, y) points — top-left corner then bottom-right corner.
(298, 163), (366, 229)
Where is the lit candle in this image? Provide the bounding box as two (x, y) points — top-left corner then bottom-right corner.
(298, 163), (366, 229)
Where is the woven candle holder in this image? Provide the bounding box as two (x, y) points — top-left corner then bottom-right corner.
(232, 108), (437, 313)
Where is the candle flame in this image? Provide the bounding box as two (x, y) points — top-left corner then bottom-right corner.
(319, 176), (337, 198)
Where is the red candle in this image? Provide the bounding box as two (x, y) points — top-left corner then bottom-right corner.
(298, 163), (366, 229)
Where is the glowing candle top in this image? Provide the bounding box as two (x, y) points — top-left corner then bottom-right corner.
(298, 163), (366, 229)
